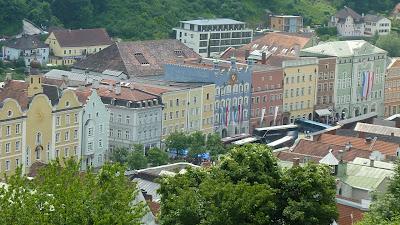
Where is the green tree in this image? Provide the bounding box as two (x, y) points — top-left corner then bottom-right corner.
(159, 144), (337, 225)
(109, 147), (129, 164)
(188, 131), (206, 157)
(165, 132), (190, 156)
(147, 147), (169, 166)
(0, 160), (145, 225)
(127, 149), (148, 170)
(206, 133), (226, 157)
(375, 33), (400, 57)
(357, 161), (400, 225)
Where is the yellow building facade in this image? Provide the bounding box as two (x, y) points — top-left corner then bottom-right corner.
(0, 63), (83, 178)
(156, 83), (215, 140)
(45, 29), (112, 66)
(282, 58), (318, 124)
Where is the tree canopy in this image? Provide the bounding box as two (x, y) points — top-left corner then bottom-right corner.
(0, 160), (145, 225)
(0, 0), (398, 39)
(158, 144), (338, 225)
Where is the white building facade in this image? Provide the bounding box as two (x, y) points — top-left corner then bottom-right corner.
(173, 19), (253, 57)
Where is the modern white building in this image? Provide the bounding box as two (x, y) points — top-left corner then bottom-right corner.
(173, 18), (253, 57)
(364, 14), (391, 36)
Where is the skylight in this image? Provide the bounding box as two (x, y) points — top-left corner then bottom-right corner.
(134, 53), (149, 65)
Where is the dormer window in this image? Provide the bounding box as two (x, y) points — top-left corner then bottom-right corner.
(174, 50), (185, 57)
(134, 53), (149, 65)
(7, 110), (12, 117)
(65, 101), (70, 107)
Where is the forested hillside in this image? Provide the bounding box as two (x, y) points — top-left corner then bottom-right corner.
(0, 0), (398, 40)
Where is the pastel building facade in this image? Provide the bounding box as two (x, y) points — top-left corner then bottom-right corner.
(301, 40), (387, 119)
(164, 58), (252, 137)
(0, 63), (84, 178)
(282, 58), (318, 124)
(269, 15), (303, 33)
(250, 66), (284, 132)
(385, 59), (400, 117)
(75, 89), (110, 170)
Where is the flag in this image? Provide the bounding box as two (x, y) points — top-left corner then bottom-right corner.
(225, 106), (229, 127)
(273, 106), (279, 126)
(367, 71), (374, 98)
(260, 108), (266, 126)
(238, 104), (241, 124)
(362, 71), (368, 99)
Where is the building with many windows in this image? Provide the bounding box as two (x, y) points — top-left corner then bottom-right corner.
(0, 61), (84, 178)
(2, 35), (49, 66)
(269, 15), (303, 33)
(385, 58), (400, 117)
(133, 80), (215, 140)
(314, 57), (336, 123)
(282, 58), (318, 124)
(164, 57), (252, 137)
(250, 65), (284, 132)
(364, 14), (391, 36)
(45, 28), (113, 66)
(92, 81), (162, 151)
(301, 40), (387, 119)
(173, 19), (253, 57)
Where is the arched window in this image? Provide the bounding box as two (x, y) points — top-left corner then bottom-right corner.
(36, 132), (42, 145)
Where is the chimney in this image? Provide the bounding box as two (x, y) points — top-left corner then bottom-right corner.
(4, 73), (12, 85)
(338, 150), (344, 162)
(365, 137), (373, 144)
(345, 141), (352, 151)
(391, 132), (395, 137)
(61, 74), (69, 86)
(293, 158), (300, 167)
(245, 49), (250, 60)
(370, 158), (375, 167)
(115, 82), (121, 95)
(92, 79), (100, 89)
(261, 52), (267, 64)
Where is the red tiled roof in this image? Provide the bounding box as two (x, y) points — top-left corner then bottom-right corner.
(318, 134), (399, 157)
(73, 40), (200, 77)
(336, 202), (364, 225)
(52, 28), (113, 47)
(287, 139), (371, 162)
(94, 85), (159, 102)
(73, 88), (92, 105)
(0, 80), (29, 109)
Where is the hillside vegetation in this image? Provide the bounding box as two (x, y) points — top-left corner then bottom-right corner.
(0, 0), (398, 40)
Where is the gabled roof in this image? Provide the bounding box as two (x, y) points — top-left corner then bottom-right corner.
(319, 150), (339, 166)
(363, 14), (387, 23)
(318, 134), (399, 156)
(335, 7), (363, 22)
(51, 28), (113, 47)
(301, 40), (386, 58)
(354, 123), (400, 137)
(220, 32), (312, 62)
(73, 40), (200, 77)
(4, 35), (47, 50)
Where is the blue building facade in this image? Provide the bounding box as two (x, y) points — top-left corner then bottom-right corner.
(164, 58), (252, 137)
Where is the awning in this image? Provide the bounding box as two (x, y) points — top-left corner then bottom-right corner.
(315, 108), (331, 117)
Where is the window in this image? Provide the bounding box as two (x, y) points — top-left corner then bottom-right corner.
(5, 160), (10, 171)
(64, 131), (69, 141)
(117, 130), (122, 138)
(56, 149), (59, 158)
(35, 147), (40, 160)
(56, 133), (60, 143)
(99, 139), (103, 148)
(134, 53), (149, 65)
(66, 114), (70, 125)
(15, 124), (20, 134)
(88, 127), (93, 137)
(110, 113), (114, 122)
(88, 142), (93, 151)
(5, 143), (10, 153)
(125, 130), (130, 139)
(6, 125), (10, 136)
(16, 158), (19, 167)
(64, 148), (69, 157)
(36, 132), (42, 144)
(126, 116), (130, 124)
(99, 124), (103, 132)
(118, 114), (122, 123)
(110, 129), (114, 137)
(15, 141), (20, 151)
(74, 146), (78, 155)
(74, 129), (78, 140)
(74, 113), (78, 123)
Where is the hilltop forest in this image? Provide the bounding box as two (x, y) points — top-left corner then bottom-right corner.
(0, 0), (398, 40)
